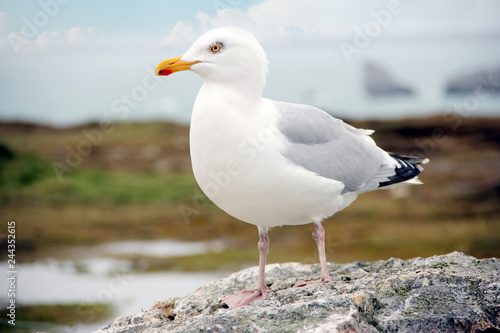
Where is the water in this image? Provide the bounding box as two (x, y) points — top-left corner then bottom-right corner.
(0, 240), (227, 332)
(12, 260), (224, 311)
(96, 239), (225, 258)
(266, 38), (500, 120)
(1, 37), (499, 127)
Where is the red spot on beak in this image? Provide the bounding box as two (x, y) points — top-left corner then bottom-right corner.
(158, 69), (173, 76)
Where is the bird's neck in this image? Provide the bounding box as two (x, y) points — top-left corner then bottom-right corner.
(199, 79), (264, 111)
(199, 63), (267, 102)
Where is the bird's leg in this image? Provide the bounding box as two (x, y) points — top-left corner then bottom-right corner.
(313, 222), (331, 282)
(221, 226), (269, 308)
(256, 226), (269, 292)
(293, 222), (332, 287)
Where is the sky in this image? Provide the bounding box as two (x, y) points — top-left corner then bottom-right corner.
(0, 0), (499, 126)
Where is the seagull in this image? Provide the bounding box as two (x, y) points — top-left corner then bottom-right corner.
(155, 27), (428, 308)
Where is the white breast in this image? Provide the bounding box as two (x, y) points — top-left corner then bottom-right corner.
(189, 88), (347, 227)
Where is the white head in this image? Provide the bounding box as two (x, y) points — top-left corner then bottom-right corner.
(155, 27), (268, 95)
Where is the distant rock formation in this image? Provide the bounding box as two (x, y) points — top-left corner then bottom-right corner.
(94, 252), (500, 333)
(446, 67), (500, 95)
(364, 62), (414, 97)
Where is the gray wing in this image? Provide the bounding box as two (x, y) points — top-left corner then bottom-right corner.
(274, 100), (391, 193)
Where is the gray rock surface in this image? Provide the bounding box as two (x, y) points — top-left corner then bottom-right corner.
(446, 67), (500, 95)
(364, 62), (414, 96)
(94, 252), (499, 333)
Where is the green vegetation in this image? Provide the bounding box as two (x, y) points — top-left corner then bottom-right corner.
(0, 118), (498, 332)
(0, 303), (112, 330)
(1, 158), (197, 206)
(0, 118), (499, 266)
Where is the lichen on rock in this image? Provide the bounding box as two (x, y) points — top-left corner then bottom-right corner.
(94, 252), (500, 333)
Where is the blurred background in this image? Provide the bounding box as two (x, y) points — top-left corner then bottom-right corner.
(0, 0), (499, 331)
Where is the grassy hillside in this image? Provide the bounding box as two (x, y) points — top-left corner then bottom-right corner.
(0, 117), (499, 269)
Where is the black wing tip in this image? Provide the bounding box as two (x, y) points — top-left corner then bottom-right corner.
(388, 153), (429, 165)
(378, 153), (429, 188)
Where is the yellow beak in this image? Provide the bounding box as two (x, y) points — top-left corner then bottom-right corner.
(155, 56), (200, 76)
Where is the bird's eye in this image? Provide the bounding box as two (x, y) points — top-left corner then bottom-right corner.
(209, 43), (223, 53)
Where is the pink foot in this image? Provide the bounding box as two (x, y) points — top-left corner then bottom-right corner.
(220, 289), (266, 308)
(292, 277), (331, 288)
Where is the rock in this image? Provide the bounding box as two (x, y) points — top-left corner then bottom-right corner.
(446, 67), (500, 95)
(94, 252), (499, 333)
(364, 62), (414, 97)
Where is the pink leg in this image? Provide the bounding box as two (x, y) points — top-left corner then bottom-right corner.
(293, 222), (331, 287)
(221, 226), (269, 308)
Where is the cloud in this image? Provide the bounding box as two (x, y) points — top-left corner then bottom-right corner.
(0, 12), (97, 55)
(64, 26), (96, 47)
(0, 12), (10, 51)
(246, 0), (337, 36)
(159, 0), (500, 50)
(157, 0), (357, 49)
(160, 21), (197, 51)
(3, 22), (97, 54)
